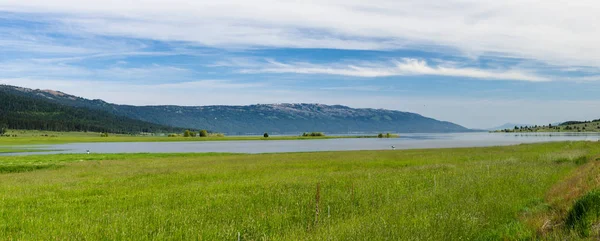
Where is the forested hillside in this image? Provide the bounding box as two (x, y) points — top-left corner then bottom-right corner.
(0, 89), (181, 134)
(0, 85), (472, 134)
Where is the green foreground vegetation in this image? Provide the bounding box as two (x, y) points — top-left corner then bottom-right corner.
(0, 130), (391, 146)
(1, 142), (600, 239)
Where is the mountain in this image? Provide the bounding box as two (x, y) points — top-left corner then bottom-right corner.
(0, 85), (473, 134)
(0, 86), (182, 134)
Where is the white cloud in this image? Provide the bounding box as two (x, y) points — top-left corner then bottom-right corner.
(1, 0), (600, 67)
(319, 86), (388, 91)
(0, 60), (195, 82)
(240, 58), (548, 82)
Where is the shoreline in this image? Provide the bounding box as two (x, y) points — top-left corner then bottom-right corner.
(0, 134), (401, 146)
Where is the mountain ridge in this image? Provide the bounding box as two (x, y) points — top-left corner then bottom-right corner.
(0, 84), (473, 134)
(0, 86), (183, 134)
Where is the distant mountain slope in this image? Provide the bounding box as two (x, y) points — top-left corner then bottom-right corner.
(0, 86), (182, 134)
(0, 85), (473, 134)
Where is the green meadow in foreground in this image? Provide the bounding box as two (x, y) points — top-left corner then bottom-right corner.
(0, 142), (599, 240)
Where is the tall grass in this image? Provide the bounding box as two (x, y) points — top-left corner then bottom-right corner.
(0, 142), (598, 239)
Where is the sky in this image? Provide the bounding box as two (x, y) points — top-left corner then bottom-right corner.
(1, 1), (600, 129)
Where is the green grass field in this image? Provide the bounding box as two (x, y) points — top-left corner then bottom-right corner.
(0, 130), (391, 146)
(1, 142), (599, 240)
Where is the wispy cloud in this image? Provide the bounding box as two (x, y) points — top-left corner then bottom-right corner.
(319, 86), (389, 92)
(2, 0), (600, 67)
(0, 60), (195, 82)
(3, 1), (600, 128)
(240, 58), (548, 82)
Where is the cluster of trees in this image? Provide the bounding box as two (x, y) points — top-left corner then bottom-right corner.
(0, 90), (182, 134)
(377, 133), (393, 138)
(179, 130), (211, 137)
(302, 132), (325, 137)
(499, 124), (560, 132)
(499, 122), (600, 133)
(563, 125), (599, 132)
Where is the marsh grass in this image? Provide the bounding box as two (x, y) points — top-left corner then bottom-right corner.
(0, 130), (388, 146)
(0, 164), (60, 174)
(521, 151), (600, 240)
(565, 189), (600, 237)
(0, 142), (599, 239)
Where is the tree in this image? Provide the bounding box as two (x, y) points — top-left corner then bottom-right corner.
(199, 130), (208, 137)
(184, 130), (192, 137)
(0, 124), (7, 135)
(263, 132), (269, 138)
(386, 133), (391, 138)
(378, 133), (384, 138)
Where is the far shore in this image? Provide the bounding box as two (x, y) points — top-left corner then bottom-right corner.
(0, 130), (400, 146)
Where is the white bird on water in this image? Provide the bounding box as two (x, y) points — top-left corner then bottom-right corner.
(391, 146), (396, 150)
(86, 150), (90, 154)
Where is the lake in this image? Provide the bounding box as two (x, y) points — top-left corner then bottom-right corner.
(3, 132), (600, 156)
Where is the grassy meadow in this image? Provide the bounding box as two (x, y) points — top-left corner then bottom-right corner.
(1, 142), (600, 240)
(0, 130), (389, 146)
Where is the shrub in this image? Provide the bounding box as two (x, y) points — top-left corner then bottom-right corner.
(199, 130), (208, 137)
(302, 132), (324, 137)
(263, 133), (269, 138)
(184, 130), (192, 137)
(565, 189), (600, 237)
(386, 133), (391, 138)
(378, 133), (384, 138)
(100, 132), (109, 137)
(0, 124), (7, 135)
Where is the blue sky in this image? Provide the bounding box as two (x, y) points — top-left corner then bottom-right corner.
(2, 1), (600, 129)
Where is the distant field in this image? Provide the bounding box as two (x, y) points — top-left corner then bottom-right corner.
(0, 130), (393, 146)
(0, 142), (599, 239)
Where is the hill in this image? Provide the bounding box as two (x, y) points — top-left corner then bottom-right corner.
(492, 120), (600, 133)
(0, 85), (472, 134)
(0, 87), (182, 134)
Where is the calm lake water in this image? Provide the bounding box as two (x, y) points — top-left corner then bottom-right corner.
(4, 132), (600, 156)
